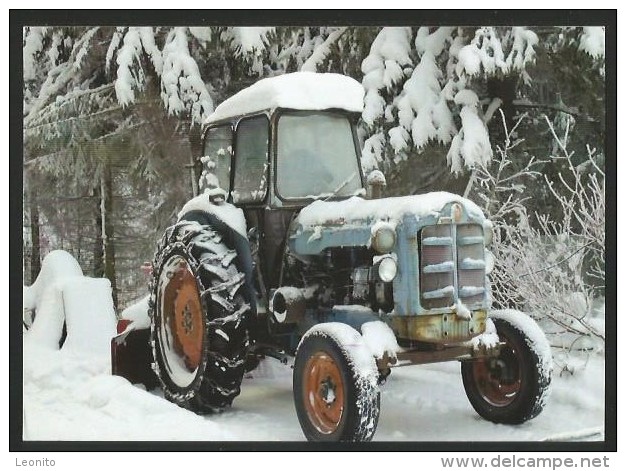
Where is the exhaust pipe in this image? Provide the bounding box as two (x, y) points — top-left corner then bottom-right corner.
(270, 287), (307, 324)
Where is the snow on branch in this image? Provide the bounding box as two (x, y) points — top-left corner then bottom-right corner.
(23, 27), (47, 81)
(222, 27), (275, 75)
(301, 27), (346, 72)
(25, 28), (102, 124)
(446, 90), (492, 174)
(578, 27), (605, 59)
(391, 43), (456, 154)
(161, 27), (214, 125)
(114, 27), (163, 107)
(115, 28), (144, 106)
(361, 27), (412, 126)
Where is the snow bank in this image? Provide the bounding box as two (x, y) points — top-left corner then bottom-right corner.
(23, 250), (117, 358)
(205, 72), (364, 124)
(24, 250), (83, 310)
(178, 193), (247, 237)
(296, 191), (483, 228)
(23, 343), (235, 441)
(60, 277), (117, 358)
(23, 250), (84, 348)
(120, 295), (151, 329)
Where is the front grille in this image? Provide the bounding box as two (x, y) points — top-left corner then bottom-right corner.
(420, 223), (485, 310)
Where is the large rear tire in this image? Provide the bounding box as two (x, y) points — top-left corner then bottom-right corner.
(293, 323), (380, 442)
(149, 220), (250, 413)
(461, 310), (552, 424)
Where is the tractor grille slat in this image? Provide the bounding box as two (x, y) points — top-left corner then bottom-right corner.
(420, 223), (486, 310)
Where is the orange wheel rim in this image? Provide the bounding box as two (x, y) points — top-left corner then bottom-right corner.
(172, 267), (204, 369)
(472, 333), (521, 406)
(158, 256), (205, 387)
(302, 352), (344, 435)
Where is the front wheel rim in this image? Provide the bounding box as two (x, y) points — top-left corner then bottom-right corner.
(157, 255), (204, 388)
(472, 334), (522, 407)
(302, 352), (345, 435)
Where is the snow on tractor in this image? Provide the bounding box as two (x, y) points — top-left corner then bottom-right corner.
(111, 72), (552, 442)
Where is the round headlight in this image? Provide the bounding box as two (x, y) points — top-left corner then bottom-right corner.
(372, 224), (396, 253)
(377, 256), (398, 283)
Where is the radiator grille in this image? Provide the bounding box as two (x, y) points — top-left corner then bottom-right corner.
(420, 223), (485, 310)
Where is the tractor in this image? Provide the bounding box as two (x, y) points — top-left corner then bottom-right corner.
(112, 72), (552, 442)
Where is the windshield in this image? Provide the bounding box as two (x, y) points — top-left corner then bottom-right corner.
(276, 112), (363, 199)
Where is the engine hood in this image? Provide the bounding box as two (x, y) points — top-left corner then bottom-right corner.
(289, 192), (486, 255)
(295, 192), (484, 229)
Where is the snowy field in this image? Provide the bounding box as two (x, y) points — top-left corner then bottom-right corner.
(21, 251), (605, 444)
(23, 340), (605, 443)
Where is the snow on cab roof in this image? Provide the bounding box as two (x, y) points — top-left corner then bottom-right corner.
(205, 72), (365, 124)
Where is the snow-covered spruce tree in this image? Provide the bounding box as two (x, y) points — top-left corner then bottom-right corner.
(22, 26), (207, 306)
(358, 26), (539, 179)
(468, 111), (605, 372)
(22, 25), (320, 305)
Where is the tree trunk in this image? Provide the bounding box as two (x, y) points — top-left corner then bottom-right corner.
(101, 156), (118, 309)
(28, 183), (41, 284)
(93, 184), (104, 278)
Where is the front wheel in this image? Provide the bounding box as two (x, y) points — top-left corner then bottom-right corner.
(461, 310), (552, 424)
(293, 323), (380, 442)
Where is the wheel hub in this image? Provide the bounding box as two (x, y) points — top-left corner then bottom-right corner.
(320, 377), (337, 405)
(473, 335), (522, 406)
(181, 303), (194, 335)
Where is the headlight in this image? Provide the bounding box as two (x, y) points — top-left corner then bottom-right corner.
(376, 256), (398, 283)
(483, 220), (493, 246)
(371, 223), (396, 253)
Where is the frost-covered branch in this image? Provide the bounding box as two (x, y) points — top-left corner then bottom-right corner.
(469, 113), (605, 368)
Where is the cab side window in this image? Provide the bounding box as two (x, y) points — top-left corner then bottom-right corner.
(200, 125), (233, 193)
(233, 115), (269, 203)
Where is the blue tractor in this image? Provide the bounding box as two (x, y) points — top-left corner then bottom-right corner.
(112, 72), (552, 442)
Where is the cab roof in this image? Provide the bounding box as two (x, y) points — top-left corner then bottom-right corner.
(204, 72), (365, 125)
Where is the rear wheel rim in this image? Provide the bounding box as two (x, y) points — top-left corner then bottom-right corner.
(302, 352), (345, 435)
(472, 332), (522, 407)
(158, 255), (204, 388)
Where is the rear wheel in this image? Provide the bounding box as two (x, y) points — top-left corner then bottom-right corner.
(461, 310), (552, 424)
(293, 323), (380, 442)
(149, 220), (250, 413)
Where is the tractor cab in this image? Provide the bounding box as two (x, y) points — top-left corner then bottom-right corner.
(194, 72), (368, 291)
(195, 72), (367, 206)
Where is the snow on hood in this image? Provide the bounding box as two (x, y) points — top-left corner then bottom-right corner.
(205, 72), (364, 124)
(296, 191), (484, 228)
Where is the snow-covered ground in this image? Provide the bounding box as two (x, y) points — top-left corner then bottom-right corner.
(22, 250), (604, 442)
(23, 340), (604, 442)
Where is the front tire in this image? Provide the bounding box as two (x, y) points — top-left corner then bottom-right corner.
(461, 310), (552, 424)
(149, 220), (250, 413)
(293, 323), (380, 442)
